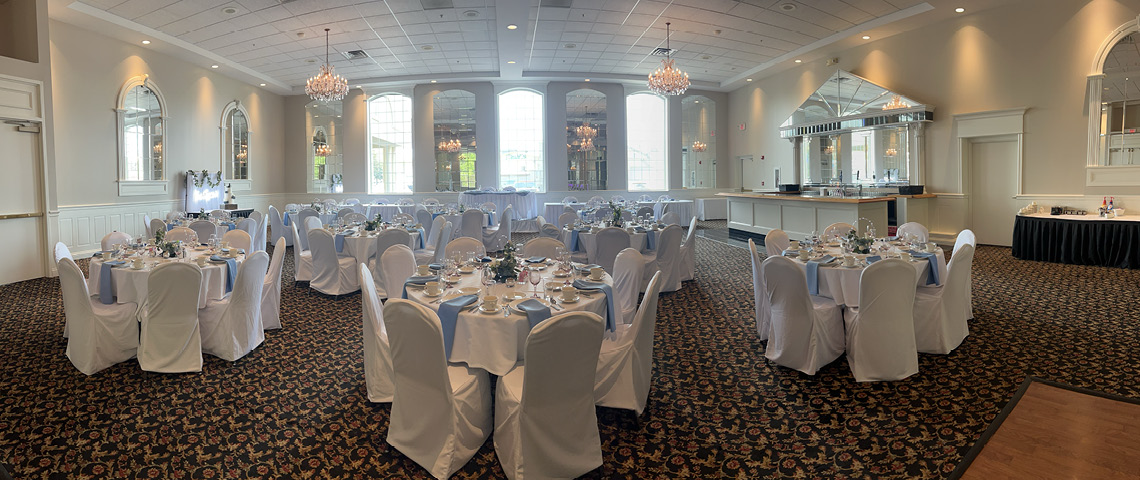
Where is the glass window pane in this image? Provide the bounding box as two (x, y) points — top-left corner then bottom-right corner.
(498, 90), (544, 191)
(307, 100), (342, 193)
(681, 96), (715, 189)
(434, 90), (477, 192)
(225, 109), (249, 180)
(122, 85), (163, 181)
(567, 89), (606, 191)
(626, 93), (667, 191)
(368, 94), (414, 194)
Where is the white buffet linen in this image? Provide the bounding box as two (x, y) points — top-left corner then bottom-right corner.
(696, 197), (727, 220)
(89, 249), (243, 309)
(404, 263), (610, 376)
(459, 191), (538, 220)
(561, 228), (648, 255)
(791, 245), (947, 308)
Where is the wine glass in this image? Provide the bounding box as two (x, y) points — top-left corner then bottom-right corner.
(529, 266), (542, 297)
(482, 265), (496, 295)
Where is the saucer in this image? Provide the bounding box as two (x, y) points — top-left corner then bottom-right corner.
(458, 266), (476, 274)
(479, 304), (500, 314)
(502, 291), (528, 300)
(131, 265), (145, 270)
(552, 270), (571, 278)
(588, 275), (605, 281)
(559, 295), (581, 303)
(458, 287), (481, 295)
(423, 290), (444, 298)
(445, 274), (462, 283)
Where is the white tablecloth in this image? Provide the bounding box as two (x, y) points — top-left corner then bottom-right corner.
(405, 264), (610, 376)
(359, 204), (407, 221)
(545, 202), (587, 222)
(561, 229), (649, 255)
(459, 191), (538, 220)
(340, 230), (421, 267)
(641, 200), (694, 225)
(89, 250), (242, 309)
(794, 246), (947, 308)
(696, 198), (727, 220)
(283, 212), (338, 227)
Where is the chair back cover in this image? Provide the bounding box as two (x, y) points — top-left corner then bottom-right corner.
(679, 216), (698, 281)
(483, 205), (513, 252)
(654, 224), (684, 292)
(308, 228), (359, 295)
(460, 209), (485, 240)
(587, 195), (605, 207)
(60, 257), (139, 375)
(248, 210), (263, 226)
(539, 222), (561, 239)
(563, 205), (576, 215)
(138, 262), (203, 372)
(268, 206), (293, 247)
(637, 194), (653, 203)
(187, 221), (217, 243)
(209, 209), (228, 220)
(748, 239), (770, 341)
(594, 206), (613, 223)
(823, 222), (855, 240)
(261, 237), (286, 330)
(397, 198), (414, 206)
(445, 236), (487, 259)
(562, 196), (578, 205)
(595, 271), (663, 415)
(557, 211), (578, 229)
(610, 195), (625, 203)
(343, 212), (368, 224)
(934, 243), (974, 351)
(416, 209), (434, 237)
(165, 227), (197, 243)
(222, 229), (252, 252)
(200, 251), (268, 361)
(432, 222), (454, 264)
(620, 209), (634, 222)
(612, 248), (644, 326)
(423, 215), (448, 252)
(150, 218), (167, 241)
(847, 258), (919, 382)
(54, 241), (73, 264)
(337, 207), (355, 219)
(296, 208), (319, 250)
(635, 206), (654, 219)
(289, 222), (312, 282)
(254, 214), (269, 252)
(302, 216), (323, 247)
(380, 244), (417, 300)
(322, 199), (338, 212)
(423, 197), (441, 206)
(393, 212), (415, 224)
(761, 255), (844, 374)
(345, 198), (361, 205)
(591, 227), (630, 273)
(522, 237), (565, 259)
(897, 222), (929, 243)
(765, 229), (789, 256)
(371, 229), (412, 292)
(237, 217), (257, 240)
(660, 211), (681, 226)
(954, 229), (976, 256)
(359, 264), (394, 402)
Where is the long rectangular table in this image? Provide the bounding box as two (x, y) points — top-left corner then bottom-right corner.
(1012, 213), (1140, 268)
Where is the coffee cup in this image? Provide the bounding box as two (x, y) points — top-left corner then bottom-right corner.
(101, 252), (112, 261)
(924, 242), (937, 252)
(417, 264), (431, 276)
(195, 256), (208, 266)
(133, 258), (144, 268)
(483, 295), (498, 309)
(843, 255), (856, 267)
(590, 267), (604, 280)
(220, 241), (230, 249)
(798, 250), (810, 261)
(900, 252), (913, 262)
(561, 286), (577, 301)
(789, 240), (800, 249)
(425, 281), (442, 296)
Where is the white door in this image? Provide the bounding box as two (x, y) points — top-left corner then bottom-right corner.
(969, 136), (1019, 246)
(0, 120), (45, 284)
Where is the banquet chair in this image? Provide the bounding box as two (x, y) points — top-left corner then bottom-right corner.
(143, 214), (153, 239)
(641, 225), (683, 293)
(393, 213), (415, 224)
(562, 196), (578, 205)
(101, 231), (132, 251)
(380, 244), (416, 300)
(748, 239), (770, 341)
(761, 255), (844, 375)
(59, 257), (138, 376)
(587, 195), (605, 207)
(237, 217), (257, 240)
(679, 216), (698, 282)
(657, 194), (672, 202)
(460, 208), (485, 240)
(359, 263), (395, 403)
(302, 216), (323, 245)
(165, 227), (197, 243)
(620, 210), (634, 223)
(897, 222), (929, 243)
(337, 208), (355, 220)
(652, 202), (665, 220)
(635, 206), (654, 219)
(397, 198), (414, 206)
(557, 212), (578, 229)
(502, 185), (517, 192)
(222, 229), (252, 253)
(563, 205), (576, 215)
(284, 203), (300, 212)
(595, 271), (663, 415)
(764, 229), (789, 256)
(248, 211), (263, 228)
(445, 237), (487, 260)
(594, 207), (613, 224)
(200, 251), (269, 362)
(261, 238), (286, 330)
(495, 311), (604, 480)
(521, 237), (565, 259)
(954, 229), (977, 319)
(322, 199), (338, 212)
(137, 262), (203, 373)
(416, 209), (434, 236)
(384, 299), (493, 479)
(590, 227), (630, 274)
(345, 198), (361, 205)
(844, 259), (919, 382)
(150, 218), (167, 241)
(54, 241), (73, 264)
(823, 222), (855, 241)
(423, 198), (440, 207)
(371, 229), (412, 295)
(637, 194), (653, 203)
(209, 209), (228, 220)
(660, 211), (681, 226)
(269, 206), (293, 248)
(166, 211), (181, 222)
(295, 208), (319, 250)
(611, 195), (626, 204)
(483, 205), (513, 252)
(613, 248), (645, 326)
(188, 220), (218, 243)
(344, 212), (368, 224)
(290, 223), (313, 282)
(308, 229), (360, 296)
(415, 217), (450, 265)
(539, 221), (561, 239)
(253, 214), (269, 252)
(913, 243), (974, 354)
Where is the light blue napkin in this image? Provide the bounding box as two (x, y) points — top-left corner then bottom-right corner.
(401, 275), (439, 299)
(437, 294), (478, 358)
(525, 256), (546, 263)
(487, 211), (495, 226)
(907, 250), (941, 285)
(166, 223), (176, 231)
(223, 221), (237, 231)
(428, 263), (444, 271)
(334, 233), (346, 253)
(782, 249), (800, 257)
(653, 202), (664, 219)
(283, 213), (291, 226)
(569, 229), (580, 251)
(805, 255), (835, 295)
(646, 230), (658, 250)
(867, 255), (883, 264)
(572, 279), (615, 332)
(412, 227), (426, 248)
(98, 260), (125, 304)
(210, 255), (238, 293)
(517, 299), (552, 329)
(478, 256), (493, 263)
(576, 264), (601, 273)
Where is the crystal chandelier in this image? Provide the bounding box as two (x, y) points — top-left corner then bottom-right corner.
(438, 138), (461, 153)
(882, 95), (909, 110)
(647, 22), (690, 96)
(235, 148), (247, 161)
(575, 108), (597, 140)
(305, 28), (349, 102)
(692, 140), (707, 152)
(315, 143), (331, 156)
(579, 138), (596, 152)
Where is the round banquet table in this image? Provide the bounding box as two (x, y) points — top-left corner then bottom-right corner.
(458, 191), (538, 220)
(405, 263), (610, 376)
(360, 204), (407, 220)
(793, 245), (947, 308)
(89, 249), (243, 309)
(561, 228), (649, 255)
(339, 230), (422, 267)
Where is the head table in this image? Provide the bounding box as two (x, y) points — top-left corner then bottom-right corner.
(89, 247), (244, 310)
(788, 243), (947, 308)
(404, 261), (611, 376)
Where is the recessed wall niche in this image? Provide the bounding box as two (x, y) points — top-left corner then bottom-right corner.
(0, 0), (39, 63)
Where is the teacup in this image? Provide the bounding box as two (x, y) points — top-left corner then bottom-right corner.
(798, 250), (810, 261)
(133, 258), (145, 268)
(561, 286), (577, 301)
(924, 242), (937, 253)
(546, 281), (562, 292)
(425, 281), (443, 296)
(195, 256), (208, 266)
(789, 240), (801, 249)
(589, 267), (604, 280)
(220, 241), (230, 250)
(101, 252), (112, 261)
(483, 295), (499, 309)
(417, 264), (431, 276)
(843, 255), (856, 267)
(900, 252), (913, 262)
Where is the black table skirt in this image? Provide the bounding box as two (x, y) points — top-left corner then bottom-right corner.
(1012, 215), (1140, 268)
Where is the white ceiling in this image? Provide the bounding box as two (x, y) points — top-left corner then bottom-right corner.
(48, 0), (1011, 94)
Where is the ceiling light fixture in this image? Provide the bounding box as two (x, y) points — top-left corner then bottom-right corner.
(211, 65), (219, 68)
(431, 80), (437, 83)
(692, 141), (707, 152)
(746, 78), (753, 82)
(955, 7), (965, 13)
(794, 59), (802, 63)
(862, 35), (871, 40)
(507, 24), (518, 30)
(584, 78), (590, 82)
(306, 28), (349, 102)
(507, 60), (516, 64)
(141, 40), (151, 45)
(259, 83), (266, 86)
(647, 22), (690, 96)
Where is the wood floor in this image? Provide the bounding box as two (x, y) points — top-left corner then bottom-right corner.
(958, 381), (1140, 479)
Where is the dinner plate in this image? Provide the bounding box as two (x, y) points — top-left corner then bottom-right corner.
(423, 290), (444, 298)
(509, 298), (550, 313)
(552, 270), (571, 278)
(444, 274), (462, 283)
(502, 291), (528, 300)
(458, 266), (476, 274)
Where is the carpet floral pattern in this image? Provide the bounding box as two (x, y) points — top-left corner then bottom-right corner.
(1, 222), (1138, 478)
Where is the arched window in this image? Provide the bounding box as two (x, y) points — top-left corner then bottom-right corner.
(367, 93), (414, 194)
(220, 100), (250, 184)
(498, 89), (545, 191)
(116, 75), (167, 196)
(626, 92), (667, 191)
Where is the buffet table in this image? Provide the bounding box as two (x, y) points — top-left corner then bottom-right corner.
(459, 191), (538, 220)
(1012, 213), (1140, 268)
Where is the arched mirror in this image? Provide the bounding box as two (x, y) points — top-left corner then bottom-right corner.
(433, 89), (477, 192)
(1095, 33), (1140, 167)
(116, 75), (167, 195)
(682, 95), (716, 189)
(566, 89), (606, 191)
(307, 100), (343, 193)
(221, 100), (250, 184)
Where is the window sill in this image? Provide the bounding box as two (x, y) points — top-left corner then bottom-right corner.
(118, 180), (168, 196)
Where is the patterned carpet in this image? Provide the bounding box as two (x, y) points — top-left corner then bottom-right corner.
(2, 221), (1139, 478)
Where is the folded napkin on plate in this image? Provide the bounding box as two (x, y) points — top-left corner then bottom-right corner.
(525, 256), (546, 263)
(575, 264), (601, 273)
(428, 263), (444, 271)
(907, 250), (941, 285)
(782, 249), (800, 257)
(478, 256), (493, 263)
(437, 294), (478, 359)
(401, 275), (440, 299)
(97, 260), (127, 304)
(572, 279), (615, 332)
(805, 256), (835, 295)
(207, 256), (239, 292)
(91, 251), (106, 257)
(517, 298), (552, 329)
(867, 255), (883, 264)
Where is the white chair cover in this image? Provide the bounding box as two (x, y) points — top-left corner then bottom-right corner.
(322, 199), (338, 212)
(522, 237), (565, 259)
(897, 222), (929, 243)
(345, 198), (361, 205)
(269, 206), (293, 247)
(149, 218), (167, 241)
(359, 264), (394, 403)
(563, 205), (576, 215)
(590, 227), (630, 274)
(954, 229), (977, 319)
(296, 208), (320, 250)
(200, 251), (269, 362)
(222, 229), (252, 252)
(417, 220), (453, 265)
(913, 244), (974, 354)
(460, 209), (485, 240)
(765, 229), (789, 256)
(138, 262), (203, 373)
(612, 248), (644, 326)
(343, 212), (368, 224)
(483, 205), (513, 252)
(380, 244), (416, 301)
(620, 209), (634, 222)
(253, 214), (269, 252)
(480, 201), (497, 211)
(637, 194), (653, 203)
(290, 222), (313, 282)
(843, 258), (919, 382)
(248, 210), (263, 227)
(679, 216), (698, 282)
(54, 241), (73, 264)
(99, 231), (131, 251)
(261, 238), (286, 330)
(397, 198), (414, 206)
(562, 196), (578, 205)
(337, 207), (355, 220)
(495, 312), (604, 480)
(302, 216), (323, 249)
(384, 299), (493, 479)
(165, 227), (196, 243)
(595, 271), (663, 415)
(635, 206), (654, 219)
(557, 212), (578, 229)
(188, 221), (217, 243)
(445, 237), (487, 260)
(59, 258), (138, 375)
(539, 222), (561, 239)
(416, 209), (434, 238)
(594, 207), (613, 224)
(748, 239), (770, 341)
(371, 229), (412, 292)
(761, 256), (844, 375)
(308, 229), (360, 295)
(237, 218), (257, 241)
(414, 216), (448, 265)
(641, 225), (683, 293)
(142, 214), (153, 239)
(209, 209), (228, 220)
(660, 211), (681, 226)
(587, 195), (605, 207)
(823, 222), (855, 241)
(423, 197), (441, 206)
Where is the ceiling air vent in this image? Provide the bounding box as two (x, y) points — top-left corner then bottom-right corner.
(420, 0), (454, 10)
(540, 0), (573, 7)
(342, 50), (370, 60)
(651, 47), (675, 57)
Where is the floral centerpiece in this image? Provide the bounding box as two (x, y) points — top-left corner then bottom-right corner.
(609, 200), (623, 226)
(490, 242), (519, 282)
(845, 228), (874, 255)
(153, 228), (181, 258)
(363, 212), (383, 231)
(309, 201), (323, 213)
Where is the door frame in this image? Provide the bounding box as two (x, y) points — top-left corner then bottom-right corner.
(965, 134), (1019, 246)
(0, 73), (51, 279)
(954, 108), (1026, 245)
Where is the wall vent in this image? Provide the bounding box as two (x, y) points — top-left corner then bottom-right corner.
(342, 50), (370, 60)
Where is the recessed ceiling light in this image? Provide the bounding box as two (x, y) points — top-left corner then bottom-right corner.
(141, 40), (151, 45)
(337, 115), (342, 118)
(584, 78), (590, 82)
(462, 10), (479, 18)
(694, 100), (699, 103)
(955, 7), (965, 13)
(564, 43), (576, 49)
(421, 45), (434, 51)
(259, 83), (266, 86)
(780, 3), (796, 11)
(211, 65), (219, 68)
(507, 60), (516, 64)
(794, 59), (802, 63)
(507, 24), (518, 30)
(356, 85), (362, 88)
(746, 78), (753, 82)
(862, 35), (871, 40)
(431, 80), (437, 83)
(221, 6), (238, 15)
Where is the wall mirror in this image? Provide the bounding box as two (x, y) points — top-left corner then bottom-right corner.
(433, 89), (477, 192)
(566, 89), (607, 191)
(682, 95), (716, 189)
(1097, 34), (1140, 166)
(115, 75), (168, 198)
(221, 100), (250, 186)
(307, 100), (342, 193)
